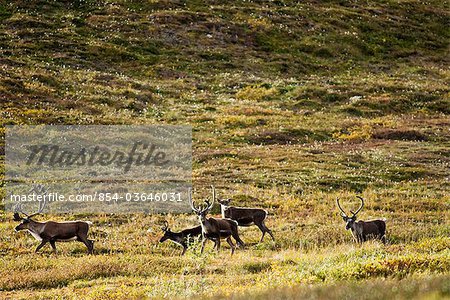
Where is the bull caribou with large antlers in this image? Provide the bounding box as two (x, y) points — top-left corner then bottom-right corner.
(336, 196), (386, 244)
(188, 186), (245, 254)
(13, 185), (94, 254)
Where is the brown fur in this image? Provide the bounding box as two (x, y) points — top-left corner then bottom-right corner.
(218, 199), (274, 242)
(15, 218), (94, 254)
(159, 225), (202, 255)
(337, 197), (387, 244)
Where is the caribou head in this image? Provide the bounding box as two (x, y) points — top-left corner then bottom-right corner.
(14, 185), (48, 232)
(336, 196), (364, 230)
(159, 221), (172, 243)
(188, 186), (215, 222)
(217, 198), (231, 207)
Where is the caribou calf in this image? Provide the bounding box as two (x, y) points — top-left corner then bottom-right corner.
(337, 196), (386, 244)
(159, 221), (202, 255)
(13, 199), (94, 254)
(189, 186), (245, 254)
(218, 198), (274, 243)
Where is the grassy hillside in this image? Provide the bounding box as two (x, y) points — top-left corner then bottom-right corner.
(0, 0), (449, 299)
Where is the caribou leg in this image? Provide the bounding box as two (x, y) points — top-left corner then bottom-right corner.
(361, 234), (367, 243)
(200, 237), (207, 253)
(226, 237), (236, 255)
(78, 235), (93, 254)
(88, 239), (95, 252)
(215, 238), (221, 252)
(181, 245), (187, 256)
(35, 240), (48, 253)
(231, 229), (245, 248)
(256, 222), (267, 243)
(358, 234), (365, 243)
(255, 220), (275, 242)
(259, 231), (266, 243)
(262, 221), (275, 241)
(50, 240), (57, 253)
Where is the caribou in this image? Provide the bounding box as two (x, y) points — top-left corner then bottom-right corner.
(188, 186), (245, 254)
(217, 196), (274, 243)
(159, 221), (202, 255)
(336, 196), (386, 244)
(13, 186), (94, 254)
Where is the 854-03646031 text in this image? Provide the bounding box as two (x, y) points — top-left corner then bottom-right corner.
(9, 192), (184, 204)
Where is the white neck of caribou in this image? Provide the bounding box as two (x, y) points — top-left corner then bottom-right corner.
(220, 204), (228, 218)
(28, 219), (45, 234)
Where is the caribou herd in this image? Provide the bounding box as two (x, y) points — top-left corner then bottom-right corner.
(12, 185), (387, 255)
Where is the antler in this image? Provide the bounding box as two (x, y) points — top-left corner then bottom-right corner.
(161, 220), (169, 232)
(12, 185), (48, 220)
(189, 187), (215, 214)
(199, 185), (215, 213)
(202, 200), (213, 213)
(13, 202), (27, 221)
(209, 185), (215, 210)
(336, 198), (347, 217)
(28, 185), (48, 218)
(188, 188), (200, 213)
(350, 196), (364, 217)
